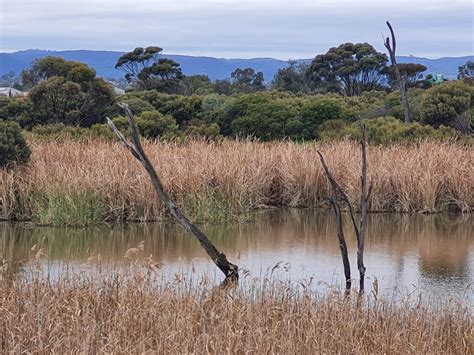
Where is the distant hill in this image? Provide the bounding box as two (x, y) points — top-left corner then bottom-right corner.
(0, 49), (472, 81)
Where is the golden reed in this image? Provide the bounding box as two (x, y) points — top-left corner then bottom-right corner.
(0, 273), (471, 353)
(1, 139), (472, 223)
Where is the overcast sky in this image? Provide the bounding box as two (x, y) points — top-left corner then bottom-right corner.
(0, 0), (472, 59)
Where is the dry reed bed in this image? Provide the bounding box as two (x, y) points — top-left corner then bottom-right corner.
(0, 274), (472, 353)
(1, 139), (473, 223)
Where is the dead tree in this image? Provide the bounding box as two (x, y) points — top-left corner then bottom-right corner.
(317, 122), (372, 293)
(384, 21), (411, 123)
(317, 151), (352, 292)
(107, 103), (239, 283)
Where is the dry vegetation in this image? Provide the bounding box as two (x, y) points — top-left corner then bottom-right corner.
(0, 271), (472, 353)
(1, 139), (473, 224)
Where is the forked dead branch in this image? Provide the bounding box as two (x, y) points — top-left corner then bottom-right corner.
(384, 20), (411, 123)
(317, 122), (372, 293)
(106, 103), (239, 282)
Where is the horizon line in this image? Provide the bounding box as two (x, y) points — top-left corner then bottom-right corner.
(2, 48), (473, 61)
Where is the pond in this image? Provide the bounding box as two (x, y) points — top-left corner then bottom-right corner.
(1, 210), (473, 306)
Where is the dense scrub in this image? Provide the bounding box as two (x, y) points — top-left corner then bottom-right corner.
(0, 121), (30, 167)
(1, 140), (472, 225)
(1, 81), (473, 142)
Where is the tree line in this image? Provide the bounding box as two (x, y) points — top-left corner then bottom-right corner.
(1, 40), (473, 167)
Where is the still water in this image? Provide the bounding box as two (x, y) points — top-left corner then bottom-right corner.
(1, 211), (473, 305)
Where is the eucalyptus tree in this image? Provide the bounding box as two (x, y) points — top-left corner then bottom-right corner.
(115, 46), (184, 93)
(26, 57), (114, 126)
(272, 60), (310, 94)
(306, 43), (388, 96)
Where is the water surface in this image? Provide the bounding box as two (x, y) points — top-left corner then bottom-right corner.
(1, 211), (473, 305)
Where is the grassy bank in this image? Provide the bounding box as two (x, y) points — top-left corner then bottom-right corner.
(0, 273), (471, 353)
(1, 139), (473, 225)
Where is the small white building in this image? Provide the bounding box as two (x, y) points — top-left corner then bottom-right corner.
(0, 87), (28, 97)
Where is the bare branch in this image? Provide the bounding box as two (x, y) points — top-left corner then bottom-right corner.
(317, 121), (371, 294)
(106, 117), (139, 159)
(386, 21), (396, 53)
(357, 121), (369, 293)
(384, 21), (411, 123)
(317, 151), (352, 291)
(317, 151), (360, 239)
(108, 104), (239, 282)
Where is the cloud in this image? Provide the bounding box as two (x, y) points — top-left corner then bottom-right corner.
(1, 0), (472, 58)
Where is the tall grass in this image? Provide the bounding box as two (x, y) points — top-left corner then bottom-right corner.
(1, 139), (472, 224)
(0, 272), (471, 353)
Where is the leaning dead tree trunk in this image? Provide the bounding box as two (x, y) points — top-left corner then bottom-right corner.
(317, 122), (372, 293)
(384, 21), (411, 123)
(317, 152), (352, 292)
(107, 103), (239, 283)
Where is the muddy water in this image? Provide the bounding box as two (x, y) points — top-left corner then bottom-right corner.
(1, 211), (473, 305)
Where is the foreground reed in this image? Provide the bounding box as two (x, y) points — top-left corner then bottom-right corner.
(0, 272), (471, 353)
(1, 139), (473, 224)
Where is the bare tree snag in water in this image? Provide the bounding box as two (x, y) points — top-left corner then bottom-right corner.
(357, 124), (372, 292)
(317, 122), (372, 293)
(107, 103), (239, 283)
(384, 21), (411, 123)
(317, 152), (351, 292)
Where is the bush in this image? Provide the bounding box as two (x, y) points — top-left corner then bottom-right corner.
(300, 98), (342, 139)
(317, 119), (347, 140)
(118, 97), (155, 115)
(0, 121), (31, 167)
(185, 120), (221, 139)
(318, 117), (464, 145)
(386, 89), (424, 122)
(135, 111), (179, 139)
(0, 97), (34, 128)
(342, 90), (388, 119)
(155, 95), (203, 127)
(224, 93), (297, 140)
(421, 82), (474, 128)
(30, 123), (88, 140)
(28, 123), (116, 142)
(89, 124), (117, 140)
(121, 91), (203, 127)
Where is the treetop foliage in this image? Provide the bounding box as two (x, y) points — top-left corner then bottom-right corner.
(306, 42), (388, 96)
(1, 43), (472, 144)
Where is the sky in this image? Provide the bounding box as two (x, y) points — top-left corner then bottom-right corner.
(0, 0), (473, 59)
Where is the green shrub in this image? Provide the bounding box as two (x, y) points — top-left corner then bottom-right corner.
(227, 93), (297, 140)
(319, 117), (464, 144)
(0, 121), (31, 167)
(154, 95), (203, 126)
(300, 98), (342, 138)
(120, 91), (203, 127)
(185, 120), (221, 139)
(110, 116), (129, 132)
(28, 123), (116, 141)
(119, 97), (155, 115)
(89, 124), (117, 140)
(421, 81), (474, 127)
(343, 90), (388, 119)
(386, 89), (424, 122)
(135, 111), (179, 139)
(30, 123), (89, 141)
(0, 97), (35, 128)
(317, 119), (347, 140)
